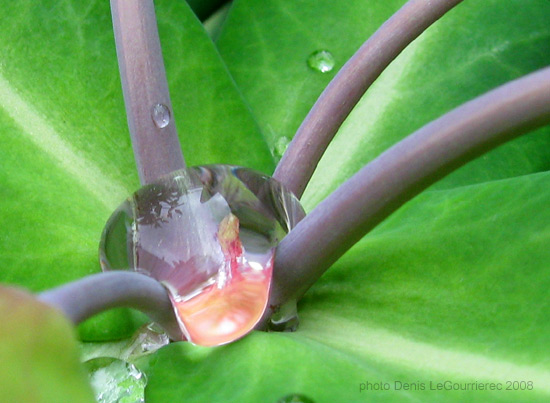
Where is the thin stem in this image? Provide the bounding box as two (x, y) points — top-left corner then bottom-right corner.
(273, 0), (464, 198)
(38, 271), (183, 340)
(265, 66), (550, 319)
(111, 0), (185, 185)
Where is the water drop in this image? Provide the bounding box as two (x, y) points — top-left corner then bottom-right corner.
(277, 393), (315, 403)
(307, 50), (335, 73)
(124, 322), (170, 358)
(151, 103), (171, 128)
(272, 136), (291, 160)
(100, 165), (305, 346)
(269, 300), (299, 332)
(84, 357), (147, 403)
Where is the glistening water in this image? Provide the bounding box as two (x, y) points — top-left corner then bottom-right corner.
(100, 165), (305, 346)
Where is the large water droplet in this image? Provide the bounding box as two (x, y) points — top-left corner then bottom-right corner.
(100, 165), (305, 346)
(272, 136), (291, 160)
(277, 393), (315, 403)
(307, 50), (335, 73)
(151, 103), (171, 128)
(84, 357), (147, 403)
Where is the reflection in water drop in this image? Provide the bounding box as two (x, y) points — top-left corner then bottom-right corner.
(100, 165), (306, 346)
(307, 50), (335, 73)
(277, 393), (315, 403)
(151, 103), (171, 128)
(272, 136), (291, 160)
(84, 357), (147, 403)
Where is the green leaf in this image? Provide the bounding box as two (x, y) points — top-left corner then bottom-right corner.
(135, 0), (550, 401)
(301, 172), (550, 360)
(2, 0), (550, 401)
(139, 334), (388, 402)
(0, 0), (272, 340)
(0, 286), (94, 402)
(217, 0), (550, 207)
(137, 174), (550, 402)
(217, 0), (408, 155)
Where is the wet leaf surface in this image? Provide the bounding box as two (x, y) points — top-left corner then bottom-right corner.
(1, 0), (550, 401)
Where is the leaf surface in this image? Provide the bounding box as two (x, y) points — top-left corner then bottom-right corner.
(139, 0), (550, 401)
(0, 286), (94, 402)
(1, 0), (550, 401)
(138, 172), (550, 402)
(216, 0), (550, 207)
(0, 0), (272, 340)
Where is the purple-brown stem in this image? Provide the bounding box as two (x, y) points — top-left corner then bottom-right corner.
(38, 271), (183, 340)
(273, 0), (464, 198)
(111, 0), (186, 185)
(40, 67), (550, 337)
(34, 0), (550, 338)
(263, 66), (550, 324)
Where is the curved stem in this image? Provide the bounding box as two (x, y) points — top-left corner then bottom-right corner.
(266, 66), (550, 319)
(111, 0), (186, 185)
(38, 271), (183, 340)
(273, 0), (464, 198)
(40, 68), (550, 337)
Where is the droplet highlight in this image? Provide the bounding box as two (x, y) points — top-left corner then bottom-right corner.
(307, 50), (335, 73)
(277, 393), (315, 403)
(84, 357), (147, 403)
(151, 103), (171, 128)
(272, 136), (291, 160)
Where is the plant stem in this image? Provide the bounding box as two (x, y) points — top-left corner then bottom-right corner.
(111, 0), (185, 185)
(38, 271), (183, 340)
(273, 0), (464, 198)
(265, 66), (550, 320)
(38, 59), (550, 334)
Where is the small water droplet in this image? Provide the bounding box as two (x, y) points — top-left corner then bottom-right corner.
(100, 165), (306, 347)
(272, 136), (291, 160)
(307, 50), (335, 73)
(277, 393), (315, 403)
(269, 300), (299, 332)
(84, 357), (147, 403)
(124, 322), (170, 358)
(151, 103), (171, 128)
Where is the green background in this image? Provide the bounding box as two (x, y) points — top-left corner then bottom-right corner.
(0, 0), (549, 401)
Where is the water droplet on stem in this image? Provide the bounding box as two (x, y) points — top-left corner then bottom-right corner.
(151, 103), (171, 128)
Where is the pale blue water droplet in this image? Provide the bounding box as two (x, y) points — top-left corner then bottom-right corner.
(84, 357), (147, 403)
(125, 322), (170, 358)
(277, 393), (315, 403)
(307, 50), (335, 73)
(151, 103), (171, 128)
(272, 136), (291, 160)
